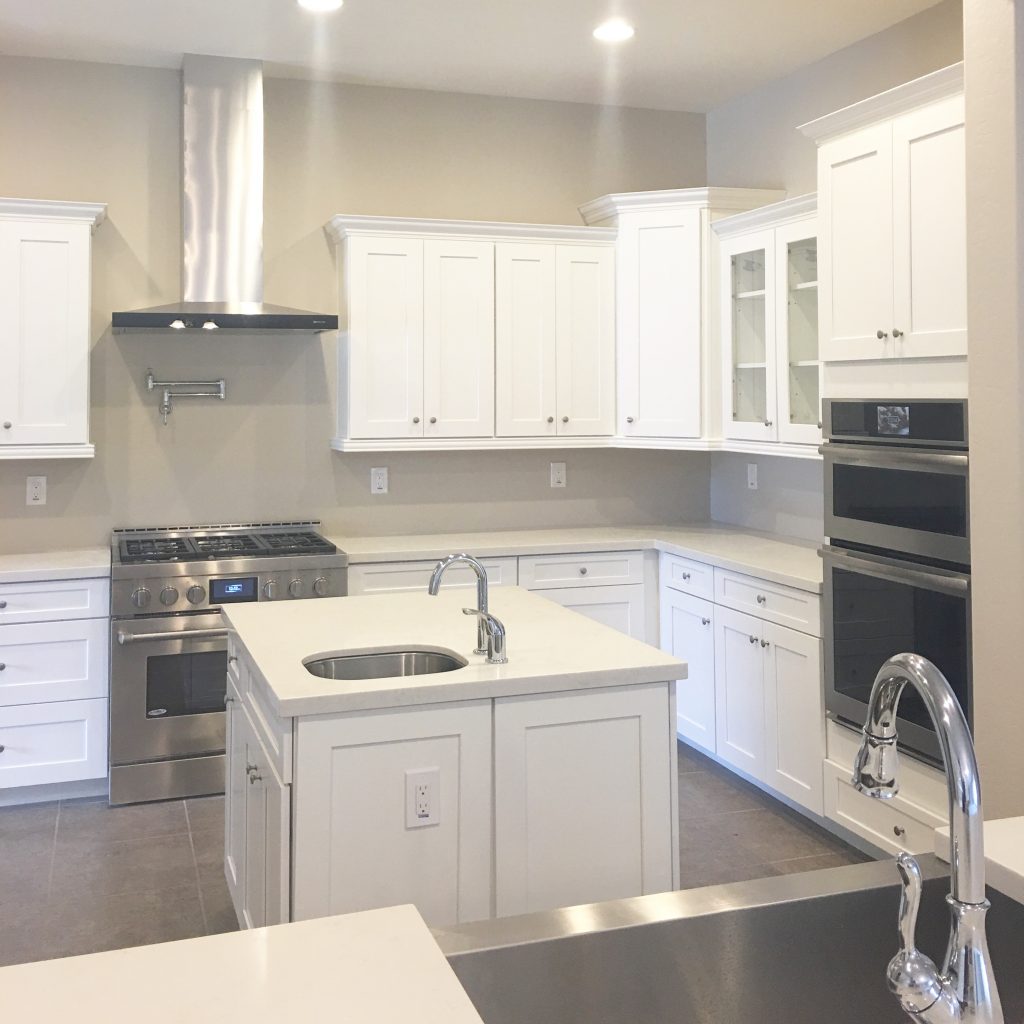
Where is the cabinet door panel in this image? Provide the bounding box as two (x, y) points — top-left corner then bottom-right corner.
(0, 220), (91, 446)
(0, 617), (107, 706)
(536, 583), (646, 641)
(346, 235), (424, 439)
(618, 210), (702, 438)
(423, 240), (495, 437)
(555, 245), (615, 436)
(224, 691), (245, 927)
(713, 607), (765, 779)
(0, 697), (106, 788)
(659, 588), (715, 754)
(891, 95), (967, 359)
(818, 124), (893, 362)
(763, 623), (824, 814)
(495, 243), (557, 437)
(243, 716), (268, 930)
(494, 683), (673, 916)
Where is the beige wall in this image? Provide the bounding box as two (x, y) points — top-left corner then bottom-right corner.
(0, 55), (708, 554)
(706, 0), (964, 194)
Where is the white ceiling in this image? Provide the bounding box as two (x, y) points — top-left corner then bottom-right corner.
(0, 0), (942, 112)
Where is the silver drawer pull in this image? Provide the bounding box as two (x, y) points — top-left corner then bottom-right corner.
(748, 635), (757, 644)
(0, 745), (5, 754)
(701, 617), (710, 626)
(756, 594), (766, 605)
(249, 773), (263, 785)
(228, 655), (238, 664)
(681, 572), (691, 581)
(626, 416), (634, 424)
(579, 567), (588, 576)
(761, 639), (770, 648)
(0, 663), (5, 672)
(894, 825), (906, 838)
(0, 601), (7, 609)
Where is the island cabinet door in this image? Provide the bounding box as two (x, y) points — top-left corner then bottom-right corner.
(292, 700), (492, 928)
(494, 683), (675, 917)
(224, 692), (246, 926)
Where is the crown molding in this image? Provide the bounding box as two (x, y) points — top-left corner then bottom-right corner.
(712, 193), (817, 239)
(0, 198), (106, 229)
(798, 63), (963, 143)
(325, 214), (615, 246)
(578, 187), (787, 226)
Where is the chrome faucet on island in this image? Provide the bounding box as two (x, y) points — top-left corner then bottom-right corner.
(854, 653), (1002, 1024)
(428, 553), (508, 665)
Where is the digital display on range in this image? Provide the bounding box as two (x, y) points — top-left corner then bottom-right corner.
(210, 576), (258, 604)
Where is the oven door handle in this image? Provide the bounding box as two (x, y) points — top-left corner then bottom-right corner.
(820, 443), (968, 473)
(821, 546), (969, 596)
(116, 628), (230, 646)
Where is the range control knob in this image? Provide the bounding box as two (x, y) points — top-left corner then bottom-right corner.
(264, 580), (279, 600)
(131, 588), (152, 609)
(186, 585), (206, 605)
(288, 579), (304, 599)
(160, 587), (179, 607)
(313, 577), (328, 597)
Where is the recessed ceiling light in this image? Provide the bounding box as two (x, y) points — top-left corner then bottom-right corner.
(593, 18), (634, 43)
(298, 0), (343, 12)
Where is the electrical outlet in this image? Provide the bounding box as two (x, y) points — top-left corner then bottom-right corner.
(26, 476), (46, 506)
(550, 462), (567, 488)
(370, 467), (389, 495)
(405, 768), (440, 828)
(746, 463), (758, 491)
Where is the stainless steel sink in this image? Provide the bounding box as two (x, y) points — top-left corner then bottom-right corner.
(303, 650), (467, 680)
(436, 856), (1024, 1024)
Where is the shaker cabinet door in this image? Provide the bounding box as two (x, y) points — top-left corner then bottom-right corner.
(660, 587), (716, 754)
(713, 606), (766, 779)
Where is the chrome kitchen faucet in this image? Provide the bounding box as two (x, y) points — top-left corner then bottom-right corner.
(854, 653), (1002, 1024)
(428, 553), (507, 663)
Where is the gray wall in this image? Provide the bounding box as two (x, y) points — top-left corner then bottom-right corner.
(0, 55), (708, 554)
(706, 0), (964, 194)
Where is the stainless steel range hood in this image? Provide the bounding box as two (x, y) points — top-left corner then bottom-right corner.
(112, 55), (337, 335)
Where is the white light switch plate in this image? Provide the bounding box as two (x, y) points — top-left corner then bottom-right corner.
(26, 476), (46, 506)
(405, 767), (440, 828)
(550, 462), (567, 488)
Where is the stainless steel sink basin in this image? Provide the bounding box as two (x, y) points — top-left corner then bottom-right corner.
(303, 650), (467, 680)
(436, 856), (1024, 1024)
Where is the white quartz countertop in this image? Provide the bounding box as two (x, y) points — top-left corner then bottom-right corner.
(935, 817), (1024, 905)
(330, 523), (823, 592)
(223, 586), (686, 717)
(0, 546), (109, 584)
(0, 904), (484, 1023)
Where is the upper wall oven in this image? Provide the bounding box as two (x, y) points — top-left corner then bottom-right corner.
(821, 399), (969, 566)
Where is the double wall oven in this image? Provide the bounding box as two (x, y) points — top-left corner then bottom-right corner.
(110, 523), (348, 805)
(820, 399), (970, 765)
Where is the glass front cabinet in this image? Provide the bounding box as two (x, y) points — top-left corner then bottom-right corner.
(715, 196), (820, 449)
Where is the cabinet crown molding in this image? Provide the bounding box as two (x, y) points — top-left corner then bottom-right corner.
(325, 214), (614, 246)
(578, 187), (786, 226)
(712, 194), (816, 239)
(0, 197), (106, 228)
(798, 62), (963, 143)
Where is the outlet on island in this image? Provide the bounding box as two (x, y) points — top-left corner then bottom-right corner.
(405, 767), (440, 828)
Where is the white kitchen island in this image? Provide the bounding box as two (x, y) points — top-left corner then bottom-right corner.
(221, 586), (685, 931)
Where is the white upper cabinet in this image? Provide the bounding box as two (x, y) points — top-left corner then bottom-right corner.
(713, 196), (820, 450)
(0, 199), (105, 459)
(580, 189), (784, 442)
(802, 64), (965, 363)
(328, 217), (615, 449)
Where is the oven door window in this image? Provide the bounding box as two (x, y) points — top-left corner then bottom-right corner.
(832, 463), (967, 539)
(146, 650), (227, 718)
(831, 567), (969, 734)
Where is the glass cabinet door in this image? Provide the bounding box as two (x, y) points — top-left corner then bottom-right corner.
(723, 232), (776, 441)
(777, 225), (821, 445)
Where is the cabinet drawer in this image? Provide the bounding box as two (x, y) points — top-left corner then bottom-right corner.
(822, 759), (945, 856)
(0, 697), (108, 788)
(659, 552), (714, 600)
(714, 569), (821, 636)
(519, 550), (643, 590)
(347, 557), (518, 596)
(0, 618), (108, 706)
(0, 577), (109, 625)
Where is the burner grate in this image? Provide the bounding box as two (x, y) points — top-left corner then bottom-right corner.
(192, 534), (262, 557)
(119, 537), (194, 562)
(258, 531), (336, 554)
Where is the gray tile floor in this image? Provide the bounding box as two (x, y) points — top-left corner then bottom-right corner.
(0, 743), (868, 968)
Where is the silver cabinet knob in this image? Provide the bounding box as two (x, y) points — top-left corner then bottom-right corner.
(429, 416), (437, 424)
(224, 694), (235, 705)
(579, 567), (588, 576)
(562, 416), (569, 423)
(756, 594), (766, 605)
(749, 635), (758, 644)
(894, 825), (906, 838)
(131, 588), (152, 609)
(764, 421), (773, 427)
(892, 328), (904, 339)
(701, 618), (710, 626)
(547, 416), (554, 424)
(186, 585), (206, 605)
(288, 579), (303, 599)
(0, 600), (6, 609)
(228, 655), (238, 665)
(0, 663), (5, 671)
(681, 572), (691, 581)
(249, 773), (263, 785)
(160, 587), (179, 606)
(264, 580), (279, 600)
(246, 762), (258, 775)
(412, 416), (420, 424)
(876, 329), (889, 340)
(761, 639), (770, 648)
(313, 577), (328, 597)
(2, 422), (10, 430)
(0, 745), (5, 753)
(626, 416), (634, 424)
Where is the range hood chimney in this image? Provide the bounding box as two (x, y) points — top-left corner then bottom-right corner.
(112, 55), (337, 335)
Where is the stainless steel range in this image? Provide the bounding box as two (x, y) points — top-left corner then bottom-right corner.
(110, 522), (348, 805)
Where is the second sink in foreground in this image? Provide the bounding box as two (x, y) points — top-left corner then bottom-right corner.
(304, 650), (467, 681)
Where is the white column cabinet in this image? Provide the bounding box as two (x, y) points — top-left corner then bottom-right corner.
(0, 199), (105, 459)
(659, 587), (715, 754)
(803, 64), (965, 362)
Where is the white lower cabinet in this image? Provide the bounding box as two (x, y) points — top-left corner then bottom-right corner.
(493, 683), (675, 916)
(0, 698), (107, 788)
(347, 556), (518, 595)
(536, 583), (646, 640)
(659, 586), (715, 754)
(714, 607), (767, 778)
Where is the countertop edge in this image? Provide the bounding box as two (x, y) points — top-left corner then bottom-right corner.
(0, 547), (111, 584)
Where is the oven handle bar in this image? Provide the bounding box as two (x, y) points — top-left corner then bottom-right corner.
(819, 443), (968, 472)
(820, 545), (969, 596)
(116, 628), (229, 646)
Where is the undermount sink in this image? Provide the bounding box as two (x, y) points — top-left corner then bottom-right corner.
(304, 650), (467, 680)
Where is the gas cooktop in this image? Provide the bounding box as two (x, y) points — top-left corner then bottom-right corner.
(114, 523), (338, 565)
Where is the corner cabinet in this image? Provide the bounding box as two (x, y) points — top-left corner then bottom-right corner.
(713, 195), (821, 450)
(800, 63), (965, 362)
(326, 216), (616, 450)
(0, 198), (106, 460)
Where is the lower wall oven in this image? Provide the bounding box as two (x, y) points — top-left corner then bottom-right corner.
(822, 545), (970, 765)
